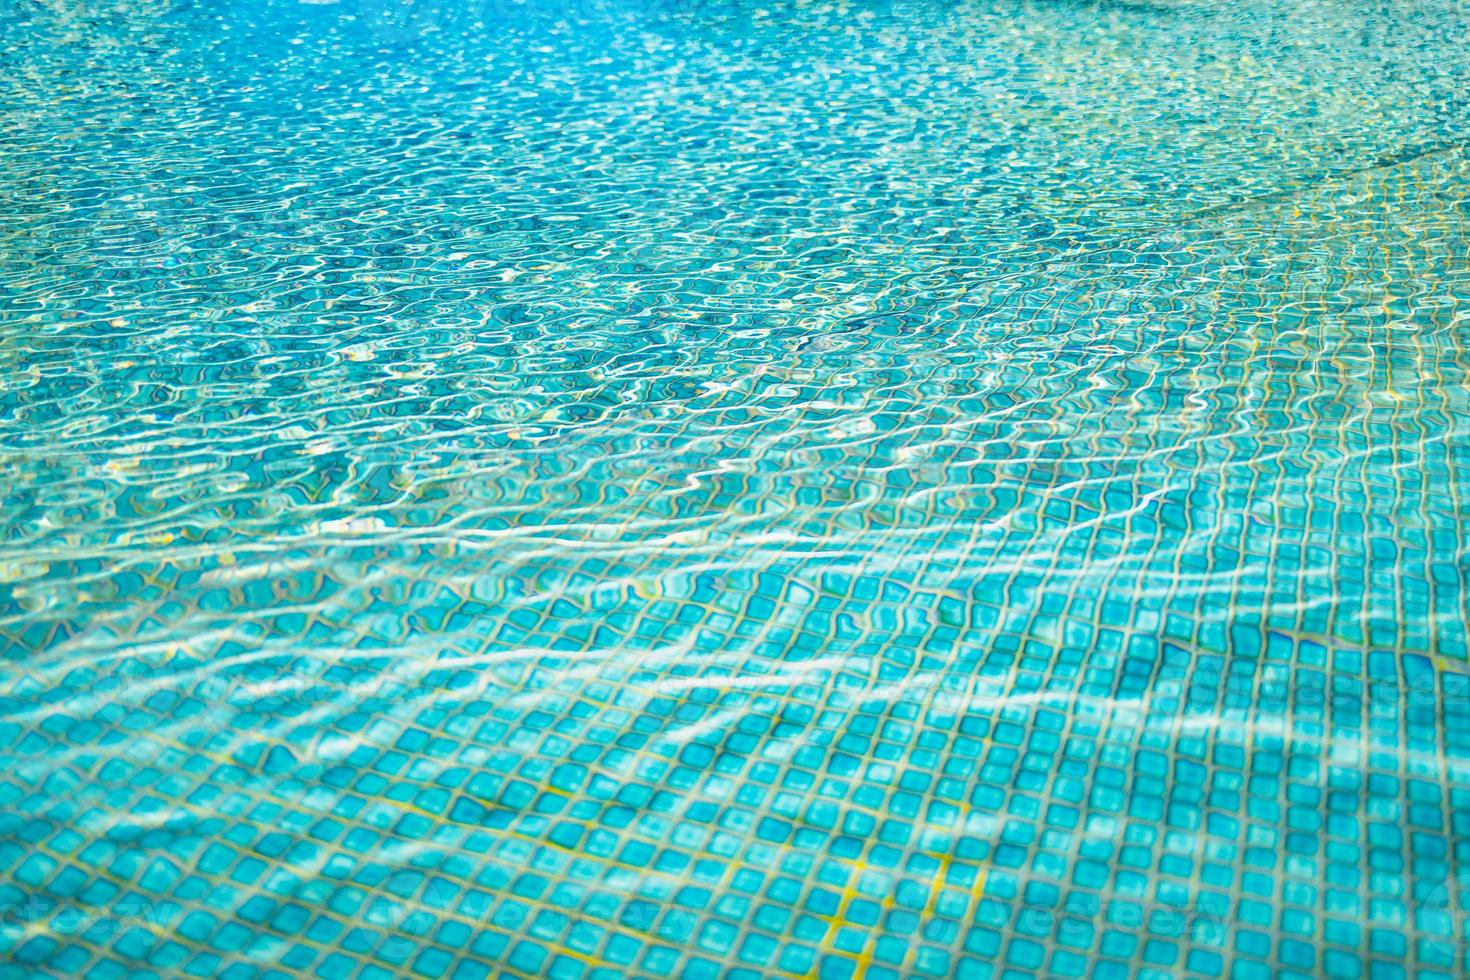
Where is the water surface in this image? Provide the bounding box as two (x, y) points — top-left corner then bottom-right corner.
(4, 0), (1470, 977)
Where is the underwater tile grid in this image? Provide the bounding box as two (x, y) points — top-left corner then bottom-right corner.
(4, 0), (1470, 977)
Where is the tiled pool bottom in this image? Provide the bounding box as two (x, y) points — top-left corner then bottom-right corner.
(6, 0), (1470, 977)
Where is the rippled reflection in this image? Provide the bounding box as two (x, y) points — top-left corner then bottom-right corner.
(4, 0), (1470, 976)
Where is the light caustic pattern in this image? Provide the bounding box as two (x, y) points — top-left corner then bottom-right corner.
(3, 0), (1470, 977)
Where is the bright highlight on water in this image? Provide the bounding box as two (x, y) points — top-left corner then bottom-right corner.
(3, 0), (1470, 977)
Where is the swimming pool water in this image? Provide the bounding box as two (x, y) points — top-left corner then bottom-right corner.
(4, 0), (1470, 977)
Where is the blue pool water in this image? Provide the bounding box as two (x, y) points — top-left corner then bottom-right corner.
(4, 0), (1470, 976)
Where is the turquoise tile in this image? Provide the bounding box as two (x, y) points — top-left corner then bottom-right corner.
(5, 0), (1470, 978)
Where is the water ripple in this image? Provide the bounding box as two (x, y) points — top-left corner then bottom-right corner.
(5, 0), (1470, 976)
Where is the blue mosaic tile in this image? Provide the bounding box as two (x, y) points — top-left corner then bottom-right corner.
(5, 0), (1470, 977)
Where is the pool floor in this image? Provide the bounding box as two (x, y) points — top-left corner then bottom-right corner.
(4, 0), (1470, 977)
